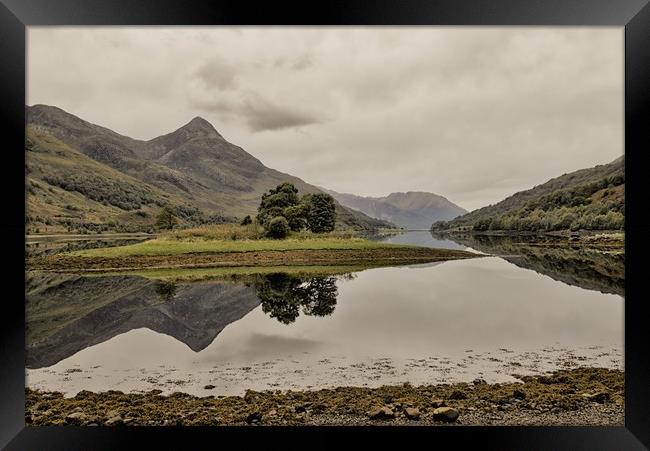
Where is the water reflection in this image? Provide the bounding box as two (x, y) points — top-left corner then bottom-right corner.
(26, 271), (346, 368)
(255, 274), (340, 324)
(26, 257), (623, 396)
(432, 233), (624, 296)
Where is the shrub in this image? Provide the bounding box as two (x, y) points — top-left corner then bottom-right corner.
(266, 216), (290, 239)
(156, 206), (178, 230)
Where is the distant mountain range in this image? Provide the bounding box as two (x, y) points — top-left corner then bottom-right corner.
(25, 105), (392, 233)
(322, 189), (467, 230)
(433, 156), (624, 232)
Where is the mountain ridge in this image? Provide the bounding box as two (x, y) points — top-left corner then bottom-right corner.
(25, 104), (393, 233)
(322, 188), (467, 230)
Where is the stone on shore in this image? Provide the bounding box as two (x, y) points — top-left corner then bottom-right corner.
(404, 407), (420, 420)
(431, 399), (447, 408)
(368, 406), (395, 420)
(432, 407), (459, 423)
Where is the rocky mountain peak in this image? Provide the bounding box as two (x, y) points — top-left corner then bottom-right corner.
(178, 116), (223, 139)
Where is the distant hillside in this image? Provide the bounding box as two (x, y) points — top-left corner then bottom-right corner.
(26, 105), (392, 233)
(432, 156), (624, 232)
(323, 189), (466, 230)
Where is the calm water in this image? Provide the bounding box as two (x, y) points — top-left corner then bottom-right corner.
(26, 232), (623, 396)
(369, 231), (469, 250)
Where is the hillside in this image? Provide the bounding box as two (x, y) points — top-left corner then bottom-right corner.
(432, 156), (624, 232)
(25, 105), (392, 233)
(323, 189), (466, 230)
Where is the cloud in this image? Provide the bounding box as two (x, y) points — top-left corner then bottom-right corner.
(190, 91), (325, 132)
(273, 53), (313, 71)
(194, 58), (238, 90)
(239, 93), (323, 131)
(27, 27), (623, 210)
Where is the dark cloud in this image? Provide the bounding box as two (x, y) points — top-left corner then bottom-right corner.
(190, 92), (324, 132)
(194, 58), (238, 90)
(240, 94), (323, 131)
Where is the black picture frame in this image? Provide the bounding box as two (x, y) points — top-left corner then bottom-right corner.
(1, 1), (649, 449)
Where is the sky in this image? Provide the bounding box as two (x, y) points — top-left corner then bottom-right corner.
(27, 27), (623, 211)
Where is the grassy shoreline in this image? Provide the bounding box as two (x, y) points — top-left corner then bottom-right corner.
(26, 367), (623, 426)
(27, 247), (481, 273)
(27, 224), (481, 272)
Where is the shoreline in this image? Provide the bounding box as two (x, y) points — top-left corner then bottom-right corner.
(26, 247), (481, 272)
(26, 367), (623, 426)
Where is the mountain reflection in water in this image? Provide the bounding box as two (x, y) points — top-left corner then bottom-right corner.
(26, 272), (344, 369)
(433, 233), (624, 297)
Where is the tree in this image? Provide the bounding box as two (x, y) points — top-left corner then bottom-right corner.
(266, 216), (290, 239)
(156, 206), (178, 229)
(240, 215), (252, 226)
(257, 182), (300, 226)
(305, 193), (336, 233)
(284, 203), (309, 231)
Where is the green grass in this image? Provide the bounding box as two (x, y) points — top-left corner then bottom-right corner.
(98, 264), (373, 282)
(69, 237), (417, 258)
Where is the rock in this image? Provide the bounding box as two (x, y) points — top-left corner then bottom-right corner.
(105, 415), (124, 426)
(473, 378), (487, 385)
(404, 407), (420, 420)
(431, 399), (447, 408)
(246, 411), (262, 424)
(513, 389), (526, 400)
(74, 390), (94, 399)
(368, 406), (395, 420)
(65, 411), (87, 424)
(268, 409), (277, 416)
(106, 409), (121, 419)
(582, 392), (610, 403)
(204, 385), (215, 390)
(432, 407), (459, 423)
(449, 390), (467, 400)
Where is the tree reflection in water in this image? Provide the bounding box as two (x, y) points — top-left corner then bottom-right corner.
(254, 273), (347, 324)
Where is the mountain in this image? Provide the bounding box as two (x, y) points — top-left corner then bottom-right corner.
(25, 105), (393, 233)
(322, 189), (467, 230)
(432, 156), (624, 232)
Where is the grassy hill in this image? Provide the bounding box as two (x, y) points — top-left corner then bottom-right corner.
(432, 156), (624, 233)
(26, 105), (392, 233)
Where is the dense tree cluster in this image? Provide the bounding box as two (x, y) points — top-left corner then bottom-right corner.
(256, 183), (337, 238)
(42, 174), (162, 211)
(470, 176), (625, 232)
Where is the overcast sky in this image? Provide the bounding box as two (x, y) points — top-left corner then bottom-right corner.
(27, 27), (623, 211)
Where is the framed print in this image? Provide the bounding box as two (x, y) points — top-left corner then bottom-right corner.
(1, 0), (649, 449)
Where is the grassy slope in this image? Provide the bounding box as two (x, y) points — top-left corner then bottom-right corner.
(436, 156), (624, 231)
(26, 128), (179, 234)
